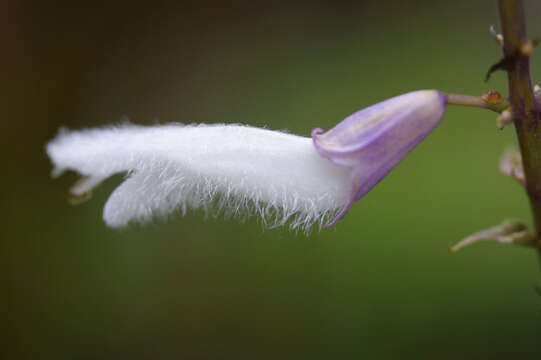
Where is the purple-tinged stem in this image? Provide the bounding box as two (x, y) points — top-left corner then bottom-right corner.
(498, 1), (541, 256)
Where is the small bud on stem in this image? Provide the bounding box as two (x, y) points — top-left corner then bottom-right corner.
(490, 25), (504, 46)
(451, 220), (535, 252)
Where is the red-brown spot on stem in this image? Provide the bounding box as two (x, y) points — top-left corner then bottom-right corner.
(482, 90), (504, 104)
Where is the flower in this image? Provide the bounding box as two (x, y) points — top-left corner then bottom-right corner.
(46, 124), (351, 231)
(46, 90), (446, 231)
(312, 90), (446, 226)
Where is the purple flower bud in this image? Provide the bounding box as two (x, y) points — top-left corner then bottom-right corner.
(312, 90), (447, 227)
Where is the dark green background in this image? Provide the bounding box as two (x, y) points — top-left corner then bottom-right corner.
(4, 1), (541, 358)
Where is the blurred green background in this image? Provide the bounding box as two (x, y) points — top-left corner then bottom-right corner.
(3, 0), (541, 358)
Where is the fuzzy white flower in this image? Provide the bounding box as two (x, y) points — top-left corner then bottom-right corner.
(46, 123), (351, 231)
(47, 90), (447, 231)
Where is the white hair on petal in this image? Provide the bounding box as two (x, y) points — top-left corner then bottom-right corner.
(46, 123), (350, 232)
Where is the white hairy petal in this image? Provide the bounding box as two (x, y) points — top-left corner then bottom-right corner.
(46, 124), (351, 231)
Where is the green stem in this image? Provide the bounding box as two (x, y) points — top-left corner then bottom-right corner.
(498, 1), (541, 250)
(446, 93), (509, 113)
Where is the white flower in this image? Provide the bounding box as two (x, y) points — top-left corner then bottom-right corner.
(46, 123), (351, 231)
(47, 90), (447, 231)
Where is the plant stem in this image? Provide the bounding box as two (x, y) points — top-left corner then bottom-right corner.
(498, 0), (541, 249)
(446, 93), (509, 113)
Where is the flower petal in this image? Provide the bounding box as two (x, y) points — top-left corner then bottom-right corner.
(47, 123), (351, 231)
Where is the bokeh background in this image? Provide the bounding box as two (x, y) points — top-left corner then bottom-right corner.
(4, 0), (541, 358)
